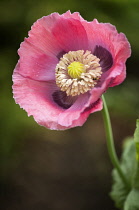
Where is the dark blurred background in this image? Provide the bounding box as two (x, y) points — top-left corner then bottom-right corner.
(1, 0), (139, 209)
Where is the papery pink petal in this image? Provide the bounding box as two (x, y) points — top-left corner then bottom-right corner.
(107, 62), (126, 87)
(29, 12), (87, 53)
(105, 31), (131, 87)
(87, 19), (130, 61)
(61, 10), (85, 21)
(13, 66), (66, 130)
(86, 77), (113, 107)
(82, 19), (131, 87)
(18, 40), (58, 81)
(58, 93), (90, 127)
(27, 13), (63, 56)
(71, 98), (103, 128)
(52, 17), (89, 52)
(82, 19), (126, 54)
(106, 34), (131, 87)
(58, 97), (103, 128)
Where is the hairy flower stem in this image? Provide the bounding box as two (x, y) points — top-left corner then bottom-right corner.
(102, 95), (130, 191)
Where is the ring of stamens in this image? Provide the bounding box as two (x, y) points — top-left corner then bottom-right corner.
(55, 50), (102, 96)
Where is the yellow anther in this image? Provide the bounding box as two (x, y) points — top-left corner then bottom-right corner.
(67, 61), (85, 79)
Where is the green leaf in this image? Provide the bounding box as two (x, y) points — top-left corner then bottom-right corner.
(110, 138), (136, 209)
(111, 119), (139, 209)
(124, 188), (139, 210)
(133, 119), (139, 189)
(134, 119), (139, 162)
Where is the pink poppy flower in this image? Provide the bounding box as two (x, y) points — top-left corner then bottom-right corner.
(12, 11), (131, 130)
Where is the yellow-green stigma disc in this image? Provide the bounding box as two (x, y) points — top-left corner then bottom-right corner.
(67, 61), (85, 79)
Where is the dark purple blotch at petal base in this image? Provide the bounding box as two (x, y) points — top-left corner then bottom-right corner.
(93, 45), (113, 71)
(52, 90), (77, 109)
(57, 51), (66, 60)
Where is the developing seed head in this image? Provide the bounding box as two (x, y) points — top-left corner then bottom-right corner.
(67, 61), (85, 79)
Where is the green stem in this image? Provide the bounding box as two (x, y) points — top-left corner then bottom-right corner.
(102, 95), (130, 190)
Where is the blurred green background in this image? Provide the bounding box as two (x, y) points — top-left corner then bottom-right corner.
(1, 0), (139, 209)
